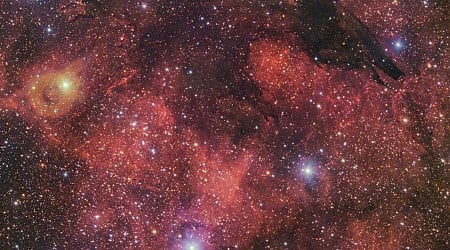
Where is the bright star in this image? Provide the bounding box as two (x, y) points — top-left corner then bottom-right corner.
(393, 39), (405, 51)
(295, 156), (321, 186)
(183, 239), (202, 250)
(61, 80), (70, 89)
(303, 166), (313, 175)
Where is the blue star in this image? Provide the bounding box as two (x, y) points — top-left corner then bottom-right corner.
(393, 39), (406, 51)
(294, 156), (319, 184)
(183, 240), (202, 250)
(62, 171), (69, 178)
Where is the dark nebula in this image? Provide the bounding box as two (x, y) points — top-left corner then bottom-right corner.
(0, 0), (448, 249)
(270, 0), (406, 85)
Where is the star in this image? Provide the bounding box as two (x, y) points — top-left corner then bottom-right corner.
(302, 166), (313, 175)
(394, 39), (405, 50)
(183, 240), (202, 250)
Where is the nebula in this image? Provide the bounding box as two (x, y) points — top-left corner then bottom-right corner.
(27, 59), (85, 118)
(0, 0), (448, 249)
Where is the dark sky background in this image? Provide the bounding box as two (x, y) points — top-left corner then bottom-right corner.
(0, 0), (448, 249)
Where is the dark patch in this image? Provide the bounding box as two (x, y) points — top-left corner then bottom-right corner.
(270, 0), (405, 85)
(5, 23), (44, 91)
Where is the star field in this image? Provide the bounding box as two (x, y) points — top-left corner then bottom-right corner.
(0, 0), (448, 249)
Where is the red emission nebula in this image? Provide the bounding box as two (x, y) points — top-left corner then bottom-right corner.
(0, 0), (449, 249)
